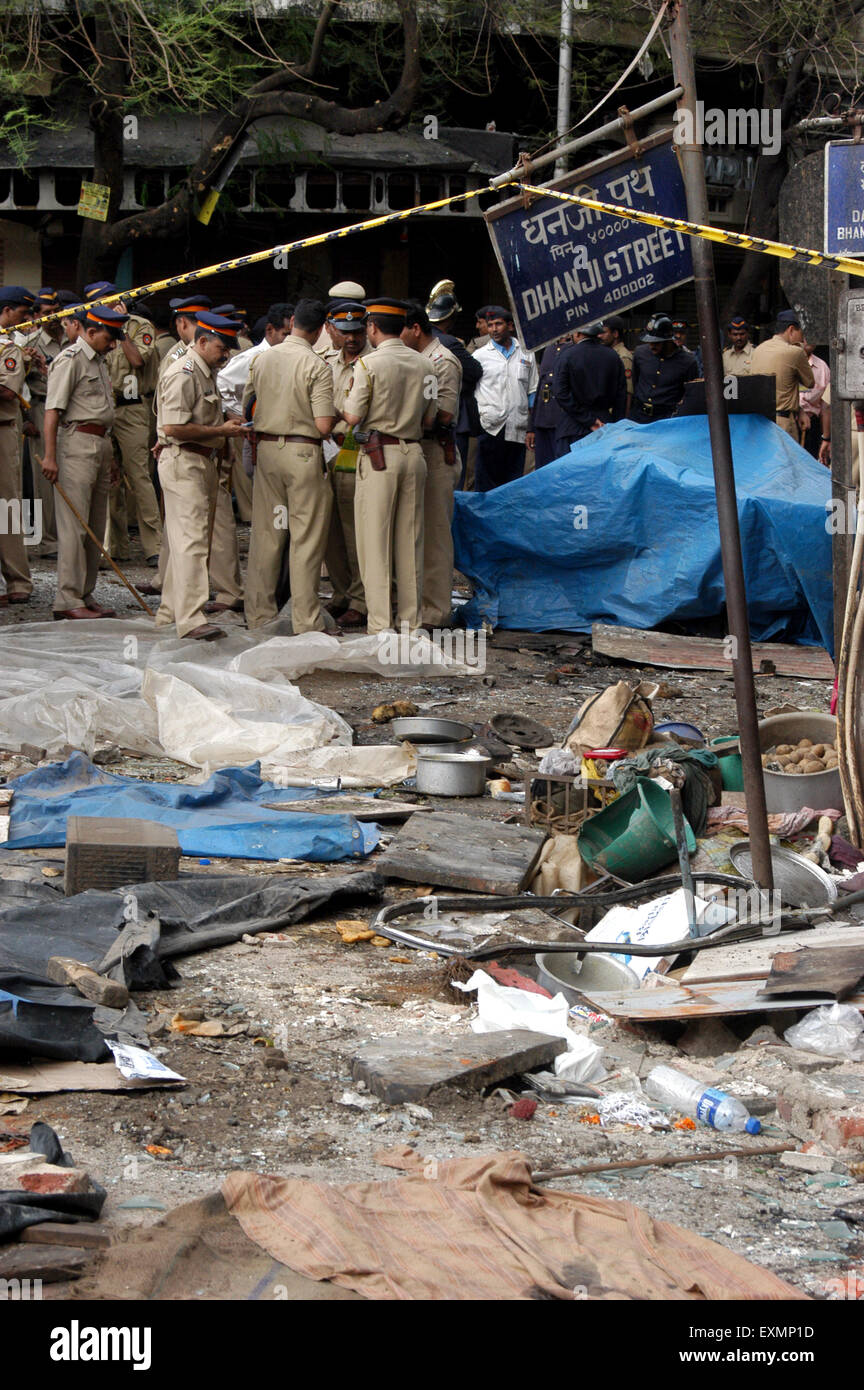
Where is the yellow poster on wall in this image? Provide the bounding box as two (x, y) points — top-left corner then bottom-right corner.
(77, 181), (111, 222)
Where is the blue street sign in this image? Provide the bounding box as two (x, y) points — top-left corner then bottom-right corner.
(485, 135), (693, 351)
(824, 142), (864, 258)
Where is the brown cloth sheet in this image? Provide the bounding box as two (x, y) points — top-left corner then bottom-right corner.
(222, 1146), (807, 1302)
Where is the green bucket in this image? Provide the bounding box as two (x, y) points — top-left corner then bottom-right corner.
(578, 779), (696, 882)
(710, 735), (744, 792)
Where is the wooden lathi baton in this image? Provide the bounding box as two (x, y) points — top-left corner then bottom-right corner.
(37, 459), (155, 617)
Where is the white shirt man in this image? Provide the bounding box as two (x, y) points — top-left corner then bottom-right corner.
(471, 306), (538, 491)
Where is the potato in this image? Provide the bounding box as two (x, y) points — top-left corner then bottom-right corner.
(798, 738), (813, 748)
(786, 749), (804, 764)
(801, 759), (826, 773)
(810, 743), (825, 758)
(774, 744), (793, 755)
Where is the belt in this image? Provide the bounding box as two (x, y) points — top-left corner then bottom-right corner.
(176, 441), (219, 459)
(74, 422), (109, 437)
(776, 410), (793, 418)
(114, 394), (142, 407)
(255, 432), (319, 444)
(368, 434), (417, 446)
(0, 419), (15, 429)
(333, 433), (346, 446)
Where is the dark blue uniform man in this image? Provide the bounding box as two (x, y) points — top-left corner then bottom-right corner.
(631, 314), (699, 423)
(427, 281), (483, 488)
(552, 323), (627, 452)
(527, 335), (572, 468)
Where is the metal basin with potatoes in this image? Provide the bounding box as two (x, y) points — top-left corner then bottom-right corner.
(756, 712), (841, 813)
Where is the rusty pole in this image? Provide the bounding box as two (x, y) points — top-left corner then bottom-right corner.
(667, 0), (774, 890)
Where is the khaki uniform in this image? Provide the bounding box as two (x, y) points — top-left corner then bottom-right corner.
(223, 345), (253, 523)
(0, 333), (33, 597)
(722, 342), (754, 377)
(244, 336), (334, 631)
(155, 349), (227, 637)
(23, 326), (61, 550)
(321, 343), (372, 616)
(105, 313), (162, 559)
(153, 342), (242, 607)
(750, 335), (814, 437)
(44, 339), (114, 611)
(612, 340), (634, 400)
(343, 338), (429, 634)
(419, 336), (462, 627)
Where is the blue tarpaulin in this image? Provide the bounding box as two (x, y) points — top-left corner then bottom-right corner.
(5, 754), (379, 861)
(454, 416), (834, 654)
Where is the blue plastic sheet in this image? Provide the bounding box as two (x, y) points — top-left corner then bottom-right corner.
(6, 753), (379, 861)
(454, 416), (834, 653)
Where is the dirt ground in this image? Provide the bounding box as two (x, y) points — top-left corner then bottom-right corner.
(2, 537), (862, 1302)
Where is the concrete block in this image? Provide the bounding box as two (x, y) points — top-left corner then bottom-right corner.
(17, 1164), (91, 1195)
(352, 1030), (566, 1104)
(777, 1071), (864, 1153)
(65, 816), (180, 896)
(780, 1150), (845, 1175)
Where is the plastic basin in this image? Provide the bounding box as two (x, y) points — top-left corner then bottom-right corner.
(577, 779), (696, 882)
(710, 735), (744, 792)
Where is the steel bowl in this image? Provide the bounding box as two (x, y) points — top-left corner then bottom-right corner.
(391, 716), (474, 744)
(410, 740), (472, 758)
(757, 712), (841, 813)
(729, 840), (838, 908)
(415, 752), (491, 797)
(535, 950), (641, 1001)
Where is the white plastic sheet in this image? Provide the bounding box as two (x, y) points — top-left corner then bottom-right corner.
(229, 630), (485, 681)
(0, 620), (393, 774)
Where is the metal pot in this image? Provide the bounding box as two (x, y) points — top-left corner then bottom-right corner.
(410, 741), (472, 758)
(391, 716), (474, 744)
(415, 753), (491, 797)
(756, 712), (841, 813)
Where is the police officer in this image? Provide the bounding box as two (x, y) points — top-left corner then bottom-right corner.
(631, 315), (699, 423)
(342, 298), (430, 635)
(83, 281), (162, 566)
(42, 304), (129, 619)
(553, 323), (626, 451)
(427, 280), (483, 491)
(526, 336), (571, 469)
(146, 293), (244, 615)
(155, 311), (248, 640)
(401, 301), (462, 629)
(319, 301), (371, 629)
(244, 299), (335, 632)
(0, 286), (38, 605)
(599, 316), (633, 404)
(750, 309), (814, 438)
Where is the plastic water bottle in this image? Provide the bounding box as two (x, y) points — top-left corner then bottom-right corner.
(645, 1065), (761, 1134)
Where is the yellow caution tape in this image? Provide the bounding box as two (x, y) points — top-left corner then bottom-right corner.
(513, 181), (864, 279)
(14, 185), (491, 333)
(19, 171), (863, 338)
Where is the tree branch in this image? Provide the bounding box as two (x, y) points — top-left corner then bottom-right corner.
(91, 0), (420, 264)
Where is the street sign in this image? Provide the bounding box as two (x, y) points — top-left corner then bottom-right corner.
(825, 142), (864, 258)
(485, 132), (693, 351)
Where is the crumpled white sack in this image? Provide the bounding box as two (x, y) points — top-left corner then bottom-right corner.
(453, 969), (605, 1081)
(260, 743), (417, 788)
(142, 666), (350, 770)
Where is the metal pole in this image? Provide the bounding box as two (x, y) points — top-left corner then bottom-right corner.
(667, 0), (774, 890)
(490, 87), (684, 188)
(555, 0), (574, 180)
(830, 270), (853, 661)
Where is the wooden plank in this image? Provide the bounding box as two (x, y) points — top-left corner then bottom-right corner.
(592, 623), (835, 679)
(262, 797), (433, 823)
(758, 945), (864, 999)
(0, 1244), (90, 1282)
(46, 957), (129, 1009)
(580, 979), (864, 1021)
(376, 811), (548, 894)
(681, 923), (864, 984)
(18, 1223), (110, 1250)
